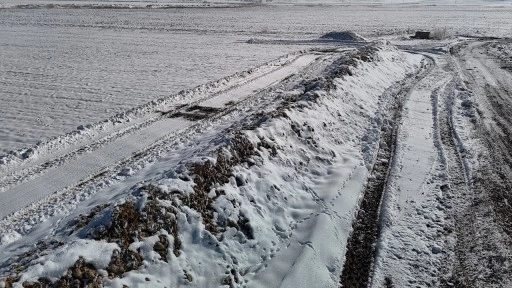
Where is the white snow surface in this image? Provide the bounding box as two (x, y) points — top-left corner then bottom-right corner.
(21, 240), (119, 283)
(0, 53), (314, 220)
(0, 46), (423, 287)
(1, 4), (512, 155)
(1, 0), (511, 7)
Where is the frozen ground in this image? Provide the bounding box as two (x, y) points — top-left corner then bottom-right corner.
(1, 4), (512, 154)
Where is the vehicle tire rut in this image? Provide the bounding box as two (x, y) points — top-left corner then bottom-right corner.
(0, 52), (321, 192)
(339, 57), (433, 288)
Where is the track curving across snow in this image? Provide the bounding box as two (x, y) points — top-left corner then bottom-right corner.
(0, 52), (318, 190)
(367, 49), (461, 287)
(340, 54), (434, 288)
(368, 39), (512, 288)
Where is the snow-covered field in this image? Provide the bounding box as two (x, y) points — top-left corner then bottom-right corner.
(1, 4), (512, 154)
(2, 2), (512, 288)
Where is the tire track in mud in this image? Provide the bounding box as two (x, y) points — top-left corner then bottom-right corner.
(339, 56), (433, 288)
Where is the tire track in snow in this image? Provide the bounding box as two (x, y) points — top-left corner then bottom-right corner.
(371, 41), (512, 287)
(369, 52), (462, 287)
(447, 40), (512, 287)
(339, 55), (434, 288)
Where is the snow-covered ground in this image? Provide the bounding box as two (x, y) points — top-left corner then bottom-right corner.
(1, 4), (512, 154)
(2, 3), (512, 288)
(371, 50), (455, 288)
(1, 0), (511, 7)
(369, 38), (512, 287)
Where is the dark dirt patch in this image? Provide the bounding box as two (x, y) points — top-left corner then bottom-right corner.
(384, 277), (394, 288)
(1, 240), (65, 288)
(182, 133), (265, 236)
(222, 267), (242, 287)
(320, 31), (365, 42)
(6, 184), (181, 287)
(153, 235), (170, 262)
(90, 184), (181, 258)
(168, 111), (212, 121)
(72, 204), (109, 232)
(186, 105), (223, 113)
(167, 105), (224, 121)
(2, 276), (18, 288)
(106, 248), (143, 278)
(183, 271), (193, 283)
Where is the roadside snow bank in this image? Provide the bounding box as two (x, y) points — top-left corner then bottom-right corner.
(248, 45), (422, 287)
(1, 45), (422, 287)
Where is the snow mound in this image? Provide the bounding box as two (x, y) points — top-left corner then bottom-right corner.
(320, 31), (365, 42)
(0, 44), (423, 288)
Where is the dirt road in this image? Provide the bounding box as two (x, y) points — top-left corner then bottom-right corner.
(344, 39), (512, 287)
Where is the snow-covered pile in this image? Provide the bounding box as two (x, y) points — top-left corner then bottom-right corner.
(320, 31), (366, 42)
(0, 45), (422, 287)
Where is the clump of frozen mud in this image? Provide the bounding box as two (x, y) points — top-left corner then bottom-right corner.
(320, 31), (365, 42)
